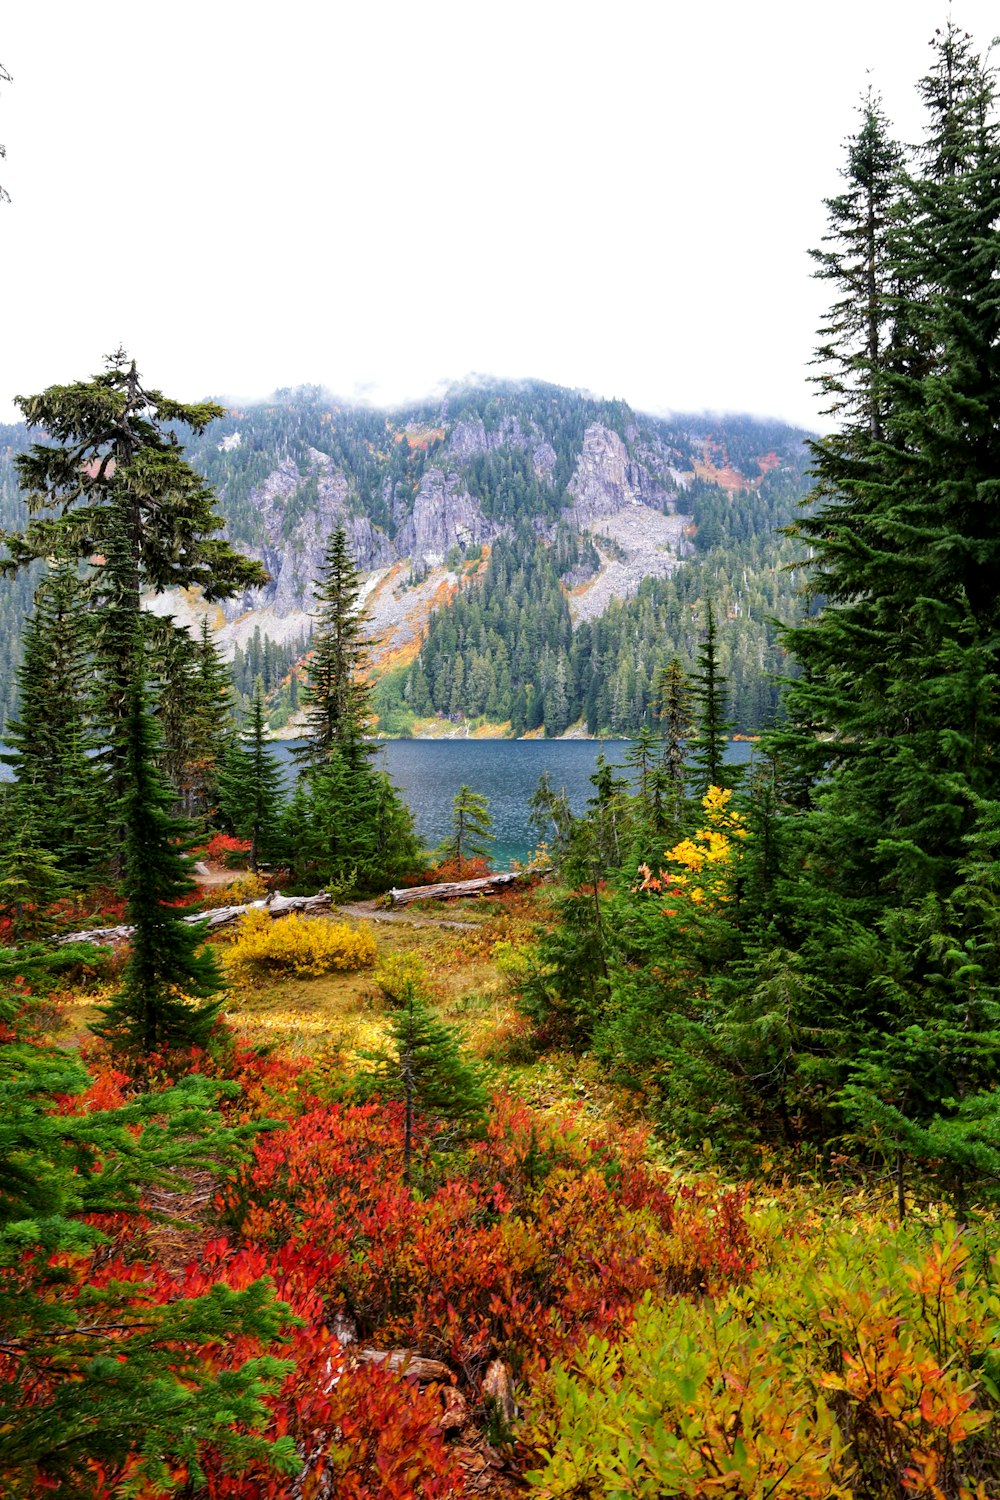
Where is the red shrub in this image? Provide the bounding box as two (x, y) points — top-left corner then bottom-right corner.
(223, 1093), (755, 1388)
(401, 855), (494, 887)
(196, 833), (253, 868)
(3, 1037), (756, 1499)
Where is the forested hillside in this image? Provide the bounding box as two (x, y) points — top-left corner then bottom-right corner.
(0, 383), (811, 737)
(382, 466), (805, 736)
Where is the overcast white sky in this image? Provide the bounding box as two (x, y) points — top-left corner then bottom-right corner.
(2, 2), (996, 431)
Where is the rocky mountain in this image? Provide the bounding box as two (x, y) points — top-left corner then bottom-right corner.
(0, 378), (813, 736)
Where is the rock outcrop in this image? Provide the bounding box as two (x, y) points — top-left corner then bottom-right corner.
(446, 414), (531, 464)
(238, 457), (395, 616)
(396, 470), (496, 572)
(565, 423), (673, 524)
(532, 441), (557, 482)
(568, 506), (691, 624)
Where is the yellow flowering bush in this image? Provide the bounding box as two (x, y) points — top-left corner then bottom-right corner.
(637, 785), (748, 907)
(226, 908), (377, 977)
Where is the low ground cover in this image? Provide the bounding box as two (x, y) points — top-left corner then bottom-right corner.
(6, 882), (1000, 1499)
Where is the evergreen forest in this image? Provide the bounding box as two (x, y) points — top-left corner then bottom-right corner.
(0, 379), (811, 741)
(3, 20), (1000, 1500)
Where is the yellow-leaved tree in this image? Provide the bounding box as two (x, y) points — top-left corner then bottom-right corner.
(637, 785), (748, 910)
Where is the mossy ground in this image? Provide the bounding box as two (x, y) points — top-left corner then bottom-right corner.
(44, 881), (639, 1125)
(217, 892), (538, 1068)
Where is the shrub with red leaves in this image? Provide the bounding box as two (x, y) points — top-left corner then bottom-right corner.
(401, 855), (494, 887)
(223, 1092), (755, 1387)
(2, 1046), (753, 1499)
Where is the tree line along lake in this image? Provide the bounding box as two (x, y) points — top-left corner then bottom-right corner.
(274, 737), (757, 868)
(0, 737), (755, 870)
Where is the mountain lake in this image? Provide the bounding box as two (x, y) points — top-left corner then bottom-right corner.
(0, 737), (757, 870)
(273, 737), (757, 868)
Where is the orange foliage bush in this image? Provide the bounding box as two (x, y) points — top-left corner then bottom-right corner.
(402, 855), (494, 887)
(11, 1036), (1000, 1498)
(222, 1092), (754, 1387)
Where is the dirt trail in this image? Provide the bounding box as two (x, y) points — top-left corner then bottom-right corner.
(335, 899), (477, 931)
(192, 861), (252, 888)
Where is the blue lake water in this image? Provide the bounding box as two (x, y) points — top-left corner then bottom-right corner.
(0, 736), (757, 868)
(273, 737), (757, 868)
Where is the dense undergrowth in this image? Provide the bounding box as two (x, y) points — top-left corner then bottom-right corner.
(4, 885), (1000, 1499)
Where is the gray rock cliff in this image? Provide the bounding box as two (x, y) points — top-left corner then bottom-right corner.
(446, 414), (532, 464)
(396, 470), (497, 571)
(565, 423), (673, 524)
(226, 458), (395, 617)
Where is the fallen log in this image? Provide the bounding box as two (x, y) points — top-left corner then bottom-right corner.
(388, 869), (550, 907)
(200, 889), (332, 931)
(357, 1347), (452, 1383)
(58, 890), (332, 946)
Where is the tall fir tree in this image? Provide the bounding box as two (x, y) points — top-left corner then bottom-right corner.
(623, 726), (660, 808)
(654, 657), (694, 834)
(689, 602), (734, 794)
(2, 352), (266, 804)
(296, 525), (373, 773)
(96, 660), (224, 1056)
(152, 617), (234, 823)
(2, 558), (108, 882)
(285, 525), (419, 894)
(810, 89), (903, 443)
(780, 29), (1000, 903)
(764, 24), (1000, 1201)
(218, 684), (284, 871)
(281, 753), (419, 895)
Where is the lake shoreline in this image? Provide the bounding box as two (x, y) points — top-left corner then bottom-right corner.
(266, 722), (762, 745)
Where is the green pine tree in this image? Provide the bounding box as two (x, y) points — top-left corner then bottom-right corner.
(2, 352), (266, 806)
(296, 525), (374, 772)
(383, 980), (487, 1183)
(0, 1002), (298, 1494)
(0, 803), (70, 941)
(689, 602), (735, 794)
(281, 753), (419, 895)
(218, 685), (284, 871)
(281, 526), (417, 895)
(623, 726), (660, 808)
(443, 784), (494, 875)
(654, 657), (694, 832)
(96, 664), (224, 1056)
(809, 88), (903, 444)
(152, 617), (235, 823)
(2, 558), (109, 883)
(761, 24), (1000, 1199)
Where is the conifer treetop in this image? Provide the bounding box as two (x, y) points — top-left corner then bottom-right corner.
(3, 350), (266, 602)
